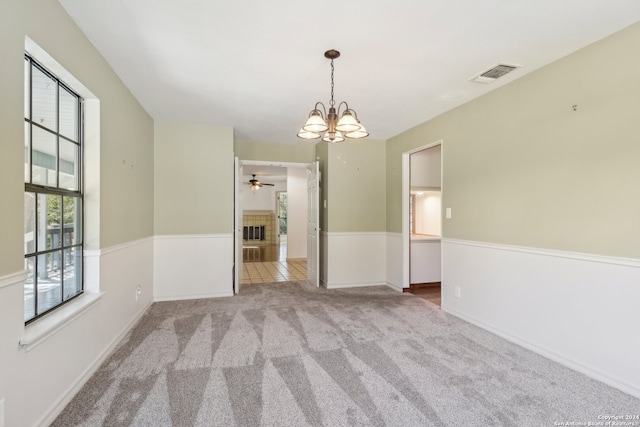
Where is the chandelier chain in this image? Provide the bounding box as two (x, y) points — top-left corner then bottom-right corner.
(330, 59), (335, 107)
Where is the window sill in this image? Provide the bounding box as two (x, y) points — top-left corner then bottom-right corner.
(20, 291), (105, 351)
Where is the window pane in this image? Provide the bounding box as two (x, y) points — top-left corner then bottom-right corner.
(24, 192), (36, 254)
(37, 252), (62, 314)
(24, 257), (35, 322)
(31, 65), (57, 132)
(59, 86), (78, 141)
(32, 126), (57, 186)
(24, 58), (30, 119)
(63, 196), (81, 245)
(38, 193), (62, 250)
(63, 247), (82, 301)
(59, 140), (78, 190)
(24, 122), (30, 183)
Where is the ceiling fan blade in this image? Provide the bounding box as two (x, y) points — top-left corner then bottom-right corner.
(261, 183), (275, 186)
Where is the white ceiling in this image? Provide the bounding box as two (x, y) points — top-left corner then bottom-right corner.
(59, 0), (640, 144)
(243, 165), (287, 182)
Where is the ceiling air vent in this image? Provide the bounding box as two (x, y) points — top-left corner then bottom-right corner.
(470, 64), (519, 84)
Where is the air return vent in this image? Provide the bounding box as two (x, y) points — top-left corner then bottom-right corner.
(470, 64), (519, 84)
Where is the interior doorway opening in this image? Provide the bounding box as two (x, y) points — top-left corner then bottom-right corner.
(234, 160), (319, 291)
(402, 141), (443, 306)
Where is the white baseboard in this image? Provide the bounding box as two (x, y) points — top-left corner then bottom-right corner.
(385, 281), (404, 293)
(36, 301), (152, 427)
(442, 238), (640, 398)
(154, 290), (234, 302)
(324, 281), (387, 290)
(442, 304), (640, 399)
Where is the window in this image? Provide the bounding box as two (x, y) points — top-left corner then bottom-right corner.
(24, 54), (83, 324)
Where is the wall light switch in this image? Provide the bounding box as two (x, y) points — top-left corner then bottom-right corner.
(323, 200), (327, 209)
(446, 208), (452, 219)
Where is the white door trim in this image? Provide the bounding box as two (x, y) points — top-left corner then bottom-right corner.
(402, 140), (443, 288)
(233, 159), (318, 286)
(234, 157), (243, 294)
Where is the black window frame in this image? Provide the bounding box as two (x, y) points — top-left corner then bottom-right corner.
(24, 54), (84, 324)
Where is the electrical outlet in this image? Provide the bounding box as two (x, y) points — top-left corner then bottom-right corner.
(135, 285), (141, 301)
(1, 398), (5, 427)
(454, 286), (462, 298)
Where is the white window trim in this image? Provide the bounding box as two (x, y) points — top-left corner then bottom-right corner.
(22, 36), (102, 345)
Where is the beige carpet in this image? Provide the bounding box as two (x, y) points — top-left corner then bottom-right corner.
(53, 280), (640, 426)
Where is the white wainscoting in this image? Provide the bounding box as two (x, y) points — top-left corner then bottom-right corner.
(320, 232), (387, 289)
(442, 238), (640, 398)
(154, 234), (234, 301)
(385, 232), (403, 292)
(0, 237), (154, 427)
(410, 238), (441, 284)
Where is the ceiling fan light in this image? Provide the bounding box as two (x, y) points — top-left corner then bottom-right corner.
(335, 110), (361, 132)
(297, 128), (321, 139)
(345, 122), (369, 139)
(302, 110), (328, 133)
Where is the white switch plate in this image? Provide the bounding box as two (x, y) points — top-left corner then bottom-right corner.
(0, 398), (5, 427)
(454, 286), (461, 298)
(446, 208), (452, 219)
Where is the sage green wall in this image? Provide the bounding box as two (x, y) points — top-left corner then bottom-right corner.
(234, 139), (316, 163)
(0, 0), (154, 275)
(0, 1), (26, 276)
(387, 23), (640, 258)
(155, 123), (234, 235)
(325, 139), (387, 232)
(316, 142), (329, 231)
(28, 0), (154, 249)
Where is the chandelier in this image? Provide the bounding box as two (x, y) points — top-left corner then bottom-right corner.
(297, 49), (368, 143)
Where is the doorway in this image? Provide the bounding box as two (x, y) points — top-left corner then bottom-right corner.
(402, 142), (443, 306)
(234, 160), (319, 291)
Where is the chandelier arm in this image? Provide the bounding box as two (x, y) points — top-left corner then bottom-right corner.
(336, 101), (350, 116)
(313, 102), (327, 118)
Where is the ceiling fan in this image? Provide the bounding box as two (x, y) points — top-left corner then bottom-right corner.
(246, 174), (274, 191)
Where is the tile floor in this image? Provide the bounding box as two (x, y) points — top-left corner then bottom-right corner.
(241, 259), (307, 285)
(242, 243), (307, 285)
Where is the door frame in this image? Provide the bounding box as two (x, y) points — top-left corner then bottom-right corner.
(234, 159), (319, 287)
(402, 140), (443, 289)
(234, 157), (243, 294)
(307, 161), (320, 287)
